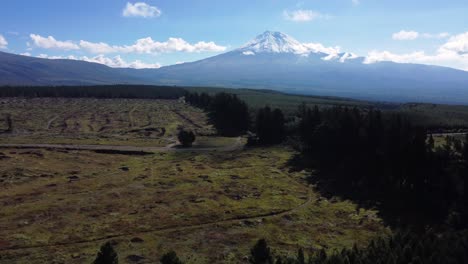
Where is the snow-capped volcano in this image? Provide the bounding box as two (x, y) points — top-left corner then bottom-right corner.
(238, 31), (309, 54)
(237, 31), (359, 63)
(2, 30), (468, 104)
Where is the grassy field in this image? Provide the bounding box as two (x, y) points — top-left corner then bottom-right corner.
(398, 103), (468, 129)
(0, 98), (388, 264)
(186, 87), (376, 114)
(0, 146), (387, 264)
(0, 98), (214, 147)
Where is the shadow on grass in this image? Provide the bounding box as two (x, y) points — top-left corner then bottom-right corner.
(286, 153), (443, 230)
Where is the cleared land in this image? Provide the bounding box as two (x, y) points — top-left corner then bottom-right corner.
(0, 98), (214, 147)
(0, 98), (388, 264)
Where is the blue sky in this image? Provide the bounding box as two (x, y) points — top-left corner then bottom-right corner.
(1, 0), (467, 70)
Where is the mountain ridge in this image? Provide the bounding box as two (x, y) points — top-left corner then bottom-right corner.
(1, 31), (468, 104)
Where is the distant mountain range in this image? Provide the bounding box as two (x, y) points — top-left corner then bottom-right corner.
(1, 31), (468, 104)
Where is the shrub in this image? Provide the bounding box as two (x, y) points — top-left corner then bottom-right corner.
(177, 128), (196, 147)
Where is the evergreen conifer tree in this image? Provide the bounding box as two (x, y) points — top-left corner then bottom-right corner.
(249, 239), (274, 264)
(93, 242), (118, 264)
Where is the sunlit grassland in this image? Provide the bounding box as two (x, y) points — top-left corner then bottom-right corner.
(0, 146), (387, 263)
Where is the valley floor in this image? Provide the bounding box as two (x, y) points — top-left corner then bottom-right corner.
(0, 98), (388, 263)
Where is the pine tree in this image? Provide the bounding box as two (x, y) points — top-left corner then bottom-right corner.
(160, 251), (183, 264)
(93, 242), (118, 264)
(297, 248), (305, 264)
(249, 239), (274, 264)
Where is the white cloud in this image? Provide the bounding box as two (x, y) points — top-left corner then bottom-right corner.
(30, 34), (79, 50)
(392, 30), (419, 40)
(80, 37), (226, 54)
(392, 30), (450, 41)
(0, 35), (8, 49)
(352, 0), (360, 5)
(422, 32), (450, 39)
(242, 51), (255, 56)
(32, 53), (161, 69)
(303, 42), (341, 55)
(365, 32), (468, 71)
(29, 34), (226, 54)
(20, 52), (31, 56)
(283, 9), (323, 22)
(123, 2), (161, 18)
(79, 40), (116, 54)
(439, 32), (468, 54)
(81, 55), (161, 69)
(37, 54), (77, 60)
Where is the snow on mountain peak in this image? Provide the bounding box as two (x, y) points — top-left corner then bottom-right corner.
(238, 31), (359, 63)
(239, 31), (308, 54)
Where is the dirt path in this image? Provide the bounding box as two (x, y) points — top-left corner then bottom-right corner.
(46, 115), (58, 130)
(0, 137), (244, 153)
(0, 189), (313, 252)
(173, 110), (203, 129)
(128, 106), (137, 128)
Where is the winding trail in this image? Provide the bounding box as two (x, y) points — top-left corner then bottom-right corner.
(46, 115), (58, 130)
(0, 189), (313, 252)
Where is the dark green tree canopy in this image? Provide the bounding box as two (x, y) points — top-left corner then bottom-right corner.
(255, 106), (286, 145)
(249, 239), (274, 264)
(160, 251), (183, 264)
(186, 92), (250, 136)
(177, 128), (196, 147)
(93, 242), (118, 264)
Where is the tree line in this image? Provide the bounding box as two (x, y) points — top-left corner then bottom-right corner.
(185, 92), (286, 143)
(247, 231), (468, 264)
(187, 92), (468, 227)
(0, 85), (186, 99)
(297, 105), (468, 227)
(92, 229), (468, 264)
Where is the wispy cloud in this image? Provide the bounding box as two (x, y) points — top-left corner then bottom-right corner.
(352, 0), (360, 6)
(392, 30), (419, 40)
(123, 2), (161, 18)
(0, 35), (8, 49)
(283, 9), (325, 22)
(392, 30), (450, 41)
